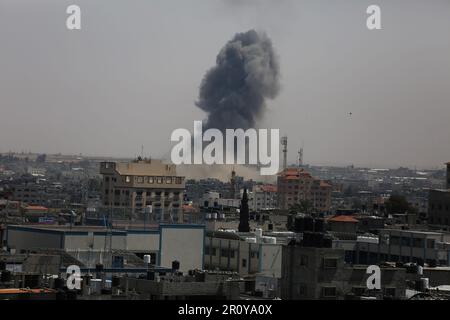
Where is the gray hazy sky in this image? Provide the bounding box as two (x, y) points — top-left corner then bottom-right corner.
(1, 0), (449, 169)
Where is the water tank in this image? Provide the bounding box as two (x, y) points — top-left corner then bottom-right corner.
(143, 255), (152, 265)
(417, 265), (424, 276)
(172, 260), (180, 271)
(421, 278), (429, 290)
(255, 228), (263, 238)
(83, 274), (92, 286)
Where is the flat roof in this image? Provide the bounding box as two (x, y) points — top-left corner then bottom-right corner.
(381, 229), (444, 236)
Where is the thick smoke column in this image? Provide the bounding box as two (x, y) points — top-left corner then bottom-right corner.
(196, 30), (280, 131)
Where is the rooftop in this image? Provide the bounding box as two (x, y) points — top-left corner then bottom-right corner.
(328, 215), (359, 223)
(101, 159), (179, 177)
(24, 205), (48, 211)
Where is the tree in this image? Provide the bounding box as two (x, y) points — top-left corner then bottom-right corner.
(385, 194), (417, 215)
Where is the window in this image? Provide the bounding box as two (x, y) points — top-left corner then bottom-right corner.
(157, 177), (163, 184)
(148, 177), (154, 184)
(401, 237), (411, 246)
(125, 176), (130, 183)
(323, 258), (338, 269)
(322, 287), (337, 298)
(299, 254), (308, 266)
(166, 177), (172, 184)
(242, 259), (247, 268)
(413, 238), (424, 248)
(298, 284), (307, 297)
(427, 239), (435, 249)
(137, 176), (144, 183)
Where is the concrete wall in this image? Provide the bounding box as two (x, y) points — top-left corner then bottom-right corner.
(64, 233), (92, 250)
(281, 246), (406, 300)
(259, 244), (282, 278)
(7, 226), (63, 250)
(159, 225), (204, 273)
(204, 237), (260, 275)
(91, 232), (127, 250)
(126, 230), (160, 252)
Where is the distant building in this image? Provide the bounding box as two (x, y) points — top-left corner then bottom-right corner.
(337, 229), (450, 266)
(251, 184), (277, 211)
(447, 162), (450, 190)
(203, 230), (283, 278)
(327, 215), (359, 235)
(100, 159), (185, 223)
(277, 168), (331, 212)
(26, 167), (46, 177)
(428, 189), (450, 228)
(23, 205), (49, 222)
(280, 246), (406, 300)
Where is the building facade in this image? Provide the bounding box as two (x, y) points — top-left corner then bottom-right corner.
(428, 189), (450, 228)
(280, 246), (406, 300)
(100, 159), (185, 223)
(277, 168), (331, 212)
(251, 184), (277, 211)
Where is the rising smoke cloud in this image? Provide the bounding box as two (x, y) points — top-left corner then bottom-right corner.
(196, 30), (280, 131)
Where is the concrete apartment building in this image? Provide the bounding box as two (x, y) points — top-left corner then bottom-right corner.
(100, 159), (185, 223)
(280, 246), (406, 300)
(203, 230), (283, 278)
(428, 162), (450, 229)
(277, 168), (331, 212)
(334, 229), (450, 266)
(251, 184), (277, 211)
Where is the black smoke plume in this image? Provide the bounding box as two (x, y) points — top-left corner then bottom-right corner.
(196, 30), (280, 131)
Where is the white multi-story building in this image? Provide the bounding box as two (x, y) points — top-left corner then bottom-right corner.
(251, 185), (277, 211)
